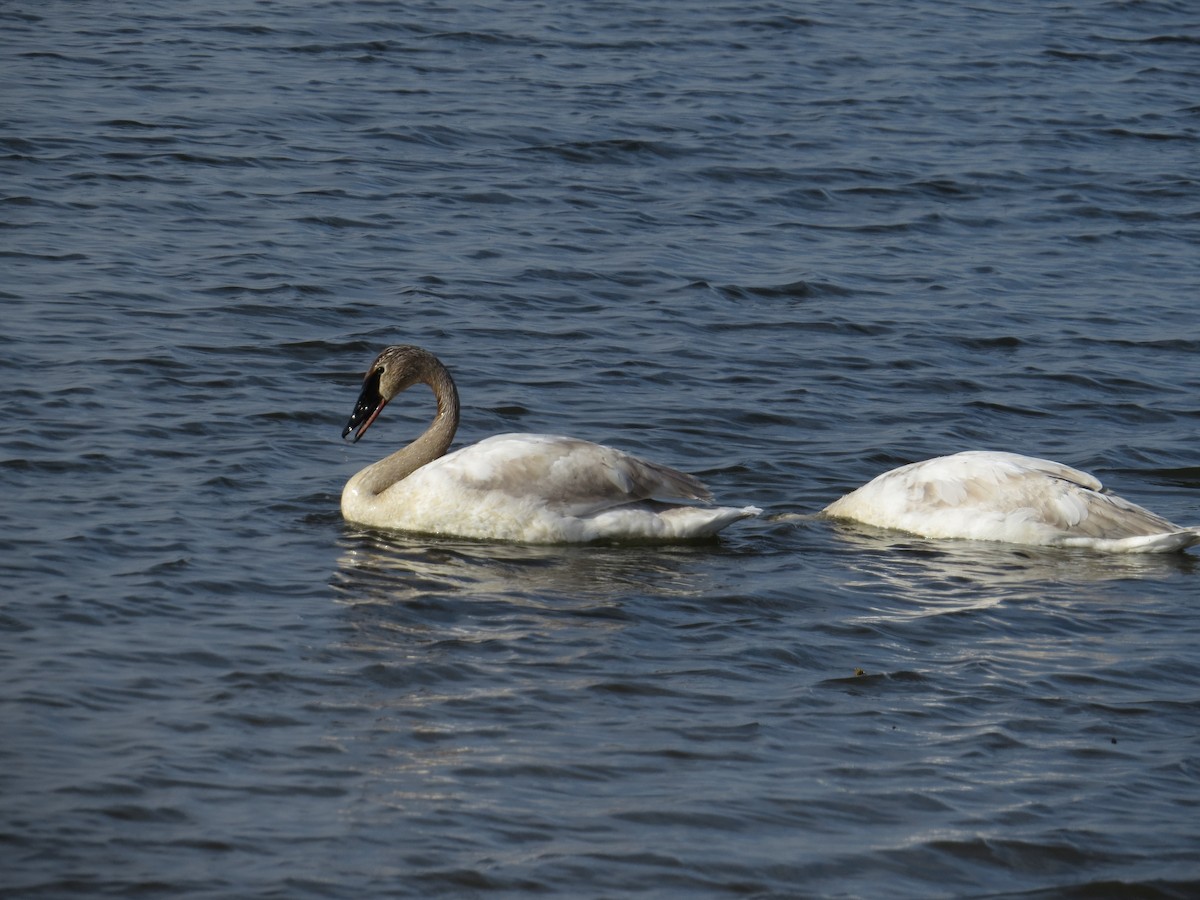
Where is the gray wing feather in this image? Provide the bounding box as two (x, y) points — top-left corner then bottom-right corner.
(441, 434), (713, 516)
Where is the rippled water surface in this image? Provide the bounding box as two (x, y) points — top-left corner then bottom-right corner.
(3, 1), (1199, 897)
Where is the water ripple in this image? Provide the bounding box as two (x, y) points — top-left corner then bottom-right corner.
(3, 0), (1199, 897)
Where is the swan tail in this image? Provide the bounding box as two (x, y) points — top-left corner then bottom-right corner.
(1059, 528), (1200, 554)
(657, 504), (763, 539)
(583, 504), (761, 541)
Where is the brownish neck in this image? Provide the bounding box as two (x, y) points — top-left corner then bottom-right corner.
(350, 356), (461, 496)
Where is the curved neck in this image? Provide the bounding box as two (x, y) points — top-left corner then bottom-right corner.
(351, 356), (461, 497)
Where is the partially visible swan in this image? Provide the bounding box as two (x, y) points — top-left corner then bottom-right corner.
(823, 450), (1199, 553)
(340, 345), (760, 542)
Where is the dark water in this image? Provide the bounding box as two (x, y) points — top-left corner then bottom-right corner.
(3, 1), (1199, 897)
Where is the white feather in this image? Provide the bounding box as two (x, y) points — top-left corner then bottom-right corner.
(823, 450), (1198, 553)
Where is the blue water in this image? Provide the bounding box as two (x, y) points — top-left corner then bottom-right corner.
(3, 1), (1199, 897)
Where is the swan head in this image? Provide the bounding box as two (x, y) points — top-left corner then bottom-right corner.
(342, 345), (439, 443)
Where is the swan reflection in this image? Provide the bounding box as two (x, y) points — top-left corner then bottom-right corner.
(330, 526), (732, 649)
(335, 528), (724, 600)
(825, 519), (1195, 620)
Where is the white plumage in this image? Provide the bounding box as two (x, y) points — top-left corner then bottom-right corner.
(340, 346), (760, 543)
(823, 450), (1198, 553)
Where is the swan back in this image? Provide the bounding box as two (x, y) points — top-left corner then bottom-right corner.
(823, 451), (1197, 553)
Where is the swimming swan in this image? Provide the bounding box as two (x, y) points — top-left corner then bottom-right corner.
(340, 345), (761, 542)
(823, 450), (1199, 553)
